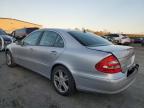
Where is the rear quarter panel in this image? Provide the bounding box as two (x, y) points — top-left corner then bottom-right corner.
(53, 47), (111, 78)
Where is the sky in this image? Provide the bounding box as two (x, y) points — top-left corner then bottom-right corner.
(0, 0), (144, 34)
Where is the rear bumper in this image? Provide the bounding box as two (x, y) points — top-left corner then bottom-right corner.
(74, 64), (139, 94)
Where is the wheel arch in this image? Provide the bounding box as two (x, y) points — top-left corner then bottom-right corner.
(50, 63), (76, 87)
(5, 48), (12, 55)
(5, 48), (10, 53)
(51, 63), (71, 79)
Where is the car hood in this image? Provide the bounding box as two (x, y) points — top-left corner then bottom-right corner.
(0, 35), (13, 41)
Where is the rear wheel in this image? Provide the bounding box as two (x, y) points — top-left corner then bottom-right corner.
(6, 51), (16, 67)
(52, 66), (76, 96)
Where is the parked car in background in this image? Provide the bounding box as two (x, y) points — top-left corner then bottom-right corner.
(11, 27), (39, 40)
(102, 35), (118, 44)
(132, 38), (141, 43)
(0, 29), (13, 51)
(101, 36), (112, 41)
(132, 37), (144, 44)
(6, 29), (139, 96)
(104, 34), (131, 45)
(0, 29), (7, 35)
(141, 38), (144, 46)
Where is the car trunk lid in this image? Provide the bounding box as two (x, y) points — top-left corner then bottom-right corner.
(87, 45), (135, 72)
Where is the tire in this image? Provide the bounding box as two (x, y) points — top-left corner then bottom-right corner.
(51, 66), (76, 96)
(6, 51), (16, 67)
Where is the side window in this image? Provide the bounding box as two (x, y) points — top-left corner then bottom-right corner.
(39, 31), (58, 46)
(113, 34), (119, 37)
(54, 36), (64, 48)
(23, 31), (42, 46)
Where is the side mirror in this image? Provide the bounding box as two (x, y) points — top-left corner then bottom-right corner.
(16, 40), (24, 46)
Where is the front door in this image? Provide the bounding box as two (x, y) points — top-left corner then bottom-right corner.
(14, 31), (43, 69)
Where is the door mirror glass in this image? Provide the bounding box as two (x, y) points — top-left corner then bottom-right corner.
(16, 40), (23, 46)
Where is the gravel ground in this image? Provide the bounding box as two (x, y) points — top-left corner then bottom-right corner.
(0, 47), (144, 108)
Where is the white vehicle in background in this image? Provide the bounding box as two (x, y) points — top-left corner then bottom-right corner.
(104, 34), (131, 45)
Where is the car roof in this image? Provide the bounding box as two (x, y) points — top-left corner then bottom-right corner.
(37, 28), (82, 33)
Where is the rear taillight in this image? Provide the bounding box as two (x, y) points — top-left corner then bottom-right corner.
(95, 55), (122, 74)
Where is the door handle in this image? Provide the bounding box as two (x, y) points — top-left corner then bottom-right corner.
(50, 51), (57, 55)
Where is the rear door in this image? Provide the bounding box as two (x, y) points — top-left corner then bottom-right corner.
(30, 30), (65, 77)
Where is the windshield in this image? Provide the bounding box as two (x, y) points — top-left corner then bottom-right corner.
(68, 31), (113, 47)
(0, 29), (6, 35)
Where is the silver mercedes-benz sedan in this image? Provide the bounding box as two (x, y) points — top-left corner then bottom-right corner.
(5, 28), (139, 96)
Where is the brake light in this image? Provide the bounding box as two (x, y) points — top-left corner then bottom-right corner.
(95, 55), (122, 74)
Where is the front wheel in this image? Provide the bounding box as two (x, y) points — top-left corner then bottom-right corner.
(6, 51), (16, 67)
(51, 66), (76, 96)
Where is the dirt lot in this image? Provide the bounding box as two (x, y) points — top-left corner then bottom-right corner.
(0, 47), (144, 108)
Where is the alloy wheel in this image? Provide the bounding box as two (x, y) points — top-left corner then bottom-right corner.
(53, 70), (69, 93)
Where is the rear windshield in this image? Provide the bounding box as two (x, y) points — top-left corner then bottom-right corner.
(68, 31), (112, 47)
(0, 30), (6, 35)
